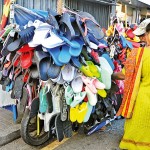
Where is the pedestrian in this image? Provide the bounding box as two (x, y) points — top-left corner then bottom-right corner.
(112, 19), (150, 150)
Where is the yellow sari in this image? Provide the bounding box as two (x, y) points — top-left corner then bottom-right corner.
(118, 47), (150, 150)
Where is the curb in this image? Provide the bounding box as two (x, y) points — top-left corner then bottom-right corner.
(0, 129), (21, 146)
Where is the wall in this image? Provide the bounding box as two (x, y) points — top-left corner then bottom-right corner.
(65, 0), (111, 28)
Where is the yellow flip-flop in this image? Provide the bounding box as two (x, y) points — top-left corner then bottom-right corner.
(77, 102), (88, 123)
(97, 89), (107, 98)
(86, 61), (101, 78)
(70, 105), (79, 122)
(80, 65), (94, 77)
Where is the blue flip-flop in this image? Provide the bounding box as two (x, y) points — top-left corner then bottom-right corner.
(46, 47), (64, 66)
(102, 53), (115, 71)
(71, 57), (81, 68)
(69, 37), (84, 57)
(58, 45), (71, 64)
(120, 35), (127, 48)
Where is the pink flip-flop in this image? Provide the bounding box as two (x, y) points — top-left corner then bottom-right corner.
(81, 76), (97, 94)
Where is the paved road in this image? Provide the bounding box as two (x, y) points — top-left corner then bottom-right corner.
(0, 119), (124, 150)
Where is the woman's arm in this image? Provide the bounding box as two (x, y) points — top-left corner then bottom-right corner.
(111, 71), (125, 80)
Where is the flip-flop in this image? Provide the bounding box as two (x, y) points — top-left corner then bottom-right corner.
(55, 113), (64, 142)
(101, 54), (115, 71)
(11, 75), (24, 99)
(62, 64), (75, 82)
(47, 61), (61, 79)
(58, 45), (71, 64)
(85, 86), (97, 106)
(65, 85), (74, 106)
(83, 102), (93, 122)
(86, 61), (101, 78)
(42, 30), (64, 48)
(81, 76), (97, 94)
(39, 86), (48, 114)
(70, 104), (79, 122)
(46, 46), (64, 66)
(29, 23), (51, 46)
(68, 38), (84, 57)
(97, 89), (107, 98)
(63, 119), (73, 138)
(19, 87), (28, 114)
(59, 12), (76, 40)
(77, 102), (88, 123)
(29, 97), (40, 118)
(7, 26), (35, 52)
(70, 92), (86, 108)
(71, 56), (82, 68)
(71, 75), (83, 93)
(80, 65), (94, 77)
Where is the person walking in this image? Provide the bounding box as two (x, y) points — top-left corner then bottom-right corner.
(112, 19), (150, 150)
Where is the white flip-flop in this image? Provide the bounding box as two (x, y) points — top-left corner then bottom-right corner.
(71, 75), (83, 93)
(62, 64), (75, 82)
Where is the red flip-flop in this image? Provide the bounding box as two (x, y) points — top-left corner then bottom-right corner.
(20, 51), (34, 69)
(17, 44), (34, 53)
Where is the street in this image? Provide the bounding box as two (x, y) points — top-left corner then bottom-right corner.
(0, 119), (124, 150)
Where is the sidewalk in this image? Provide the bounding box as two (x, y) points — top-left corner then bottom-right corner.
(0, 108), (21, 146)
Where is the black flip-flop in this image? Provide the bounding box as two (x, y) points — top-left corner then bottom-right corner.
(55, 113), (64, 142)
(63, 119), (73, 138)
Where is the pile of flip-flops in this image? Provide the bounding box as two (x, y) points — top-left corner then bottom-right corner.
(0, 5), (140, 146)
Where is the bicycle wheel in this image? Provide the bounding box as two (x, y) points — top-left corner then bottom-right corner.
(20, 108), (49, 146)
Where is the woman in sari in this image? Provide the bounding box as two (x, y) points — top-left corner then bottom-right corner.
(112, 19), (150, 150)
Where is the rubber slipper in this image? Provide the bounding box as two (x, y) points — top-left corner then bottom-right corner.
(81, 76), (97, 94)
(80, 65), (93, 77)
(63, 119), (73, 138)
(70, 92), (86, 108)
(1, 34), (14, 56)
(85, 86), (97, 106)
(42, 30), (64, 48)
(7, 26), (35, 52)
(77, 11), (104, 40)
(29, 97), (40, 118)
(71, 56), (82, 68)
(47, 8), (60, 32)
(39, 54), (51, 81)
(65, 85), (74, 105)
(30, 64), (39, 79)
(86, 61), (101, 78)
(62, 64), (75, 82)
(120, 35), (127, 49)
(100, 67), (111, 90)
(101, 54), (115, 71)
(59, 12), (76, 40)
(99, 57), (113, 75)
(68, 37), (84, 57)
(70, 104), (79, 122)
(30, 23), (51, 46)
(39, 86), (48, 114)
(83, 102), (93, 122)
(71, 75), (83, 93)
(11, 75), (24, 99)
(17, 44), (34, 53)
(93, 78), (106, 90)
(77, 102), (88, 123)
(89, 49), (100, 64)
(20, 51), (34, 69)
(60, 87), (68, 121)
(19, 87), (28, 114)
(48, 114), (57, 139)
(55, 113), (64, 142)
(47, 61), (61, 79)
(46, 46), (64, 66)
(58, 45), (71, 64)
(97, 89), (107, 98)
